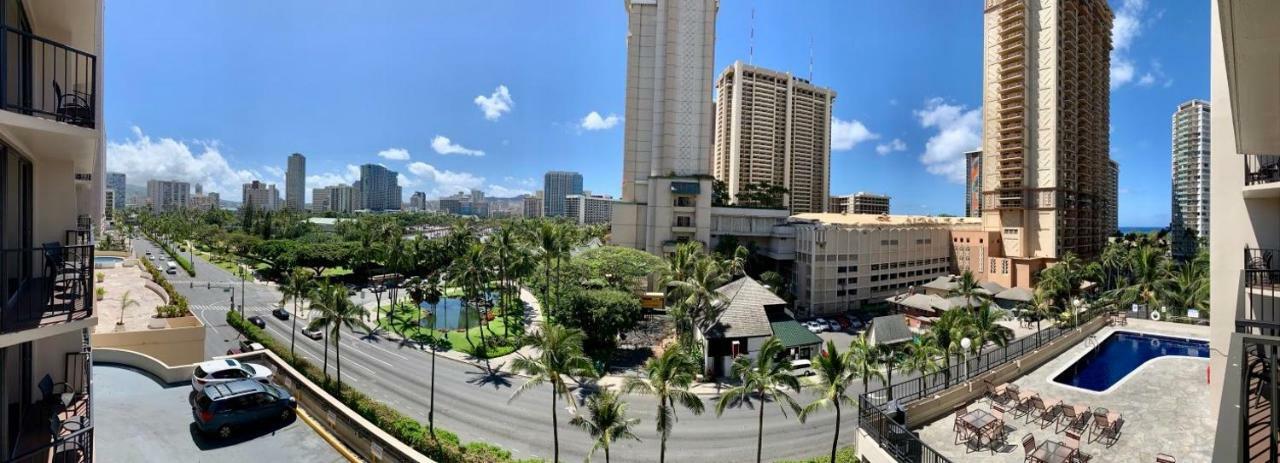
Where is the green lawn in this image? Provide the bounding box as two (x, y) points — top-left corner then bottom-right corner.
(378, 304), (521, 359)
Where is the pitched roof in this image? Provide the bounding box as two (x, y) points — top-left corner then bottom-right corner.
(995, 287), (1035, 303)
(769, 319), (822, 349)
(978, 281), (1007, 295)
(705, 277), (782, 339)
(868, 314), (914, 346)
(921, 276), (956, 292)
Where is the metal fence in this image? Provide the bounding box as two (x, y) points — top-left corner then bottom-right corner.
(0, 25), (97, 128)
(1245, 154), (1280, 186)
(0, 242), (94, 334)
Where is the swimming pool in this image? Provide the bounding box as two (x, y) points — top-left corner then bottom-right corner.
(94, 256), (125, 268)
(1051, 331), (1209, 392)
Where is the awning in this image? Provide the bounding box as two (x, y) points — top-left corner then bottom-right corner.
(769, 319), (822, 349)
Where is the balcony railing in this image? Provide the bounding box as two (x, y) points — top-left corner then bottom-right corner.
(0, 242), (94, 334)
(4, 350), (92, 463)
(1245, 154), (1280, 186)
(0, 25), (96, 128)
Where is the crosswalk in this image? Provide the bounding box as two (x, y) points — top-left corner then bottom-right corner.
(188, 304), (278, 313)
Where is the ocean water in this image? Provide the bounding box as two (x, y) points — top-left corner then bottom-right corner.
(1118, 226), (1164, 234)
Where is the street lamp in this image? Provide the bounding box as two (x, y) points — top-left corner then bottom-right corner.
(960, 337), (972, 382)
(239, 265), (247, 317)
(1072, 298), (1082, 329)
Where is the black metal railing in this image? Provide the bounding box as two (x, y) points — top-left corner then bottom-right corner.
(1245, 154), (1280, 186)
(0, 242), (94, 334)
(0, 25), (96, 128)
(856, 309), (1106, 462)
(1245, 247), (1280, 337)
(1226, 332), (1280, 463)
(4, 350), (93, 463)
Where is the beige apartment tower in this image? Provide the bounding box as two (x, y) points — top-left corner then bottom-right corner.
(980, 0), (1114, 287)
(612, 0), (718, 255)
(712, 61), (834, 214)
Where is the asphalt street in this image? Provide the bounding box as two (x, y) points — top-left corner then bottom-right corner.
(131, 238), (868, 462)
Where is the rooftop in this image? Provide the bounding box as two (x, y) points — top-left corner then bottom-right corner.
(707, 277), (784, 339)
(789, 213), (981, 227)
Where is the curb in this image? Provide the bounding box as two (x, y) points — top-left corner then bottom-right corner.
(297, 407), (363, 463)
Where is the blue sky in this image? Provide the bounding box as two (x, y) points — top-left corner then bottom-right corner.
(104, 0), (1206, 227)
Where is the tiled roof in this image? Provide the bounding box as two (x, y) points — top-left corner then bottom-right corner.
(705, 277), (782, 339)
(995, 287), (1035, 303)
(868, 314), (913, 346)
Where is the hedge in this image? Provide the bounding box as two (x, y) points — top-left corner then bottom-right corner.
(226, 310), (540, 463)
(145, 231), (196, 277)
(138, 257), (191, 317)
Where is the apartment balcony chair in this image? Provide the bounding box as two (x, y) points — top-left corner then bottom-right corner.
(52, 81), (92, 127)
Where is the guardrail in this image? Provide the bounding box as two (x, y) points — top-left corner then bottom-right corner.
(0, 25), (97, 128)
(1245, 154), (1280, 186)
(0, 242), (94, 334)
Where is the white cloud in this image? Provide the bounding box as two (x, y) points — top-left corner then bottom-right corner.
(914, 98), (981, 184)
(431, 135), (485, 157)
(1111, 0), (1151, 90)
(263, 165), (285, 180)
(504, 176), (537, 188)
(579, 111), (621, 130)
(875, 138), (908, 155)
(107, 126), (261, 201)
(1137, 73), (1156, 86)
(407, 161), (486, 197)
(486, 185), (533, 197)
(377, 148), (410, 161)
(830, 117), (878, 151)
(474, 85), (513, 121)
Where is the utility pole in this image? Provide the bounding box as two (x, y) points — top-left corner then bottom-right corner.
(240, 265), (246, 317)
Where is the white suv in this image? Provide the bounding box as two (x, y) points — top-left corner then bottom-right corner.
(191, 359), (273, 392)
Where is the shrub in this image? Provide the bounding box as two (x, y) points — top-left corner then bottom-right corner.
(139, 257), (192, 317)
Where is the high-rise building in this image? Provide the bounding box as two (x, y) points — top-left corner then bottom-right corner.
(147, 179), (191, 212)
(0, 4), (104, 457)
(409, 191), (427, 211)
(565, 194), (616, 225)
(612, 0), (718, 254)
(712, 61), (834, 214)
(191, 191), (220, 210)
(312, 184), (360, 213)
(439, 191), (489, 217)
(1104, 160), (1119, 238)
(1170, 100), (1210, 259)
(106, 172), (126, 210)
(286, 153), (306, 211)
(523, 193), (543, 218)
(242, 180), (281, 211)
(828, 192), (890, 215)
(357, 164), (401, 211)
(965, 149), (983, 217)
(979, 0), (1114, 287)
(543, 171), (583, 218)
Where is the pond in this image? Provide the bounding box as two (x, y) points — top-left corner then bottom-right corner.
(417, 294), (497, 330)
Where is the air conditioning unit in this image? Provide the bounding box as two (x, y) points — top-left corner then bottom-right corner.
(74, 173), (92, 181)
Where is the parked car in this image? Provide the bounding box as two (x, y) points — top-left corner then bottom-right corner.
(271, 307), (290, 320)
(247, 315), (266, 329)
(804, 321), (822, 334)
(144, 251), (152, 258)
(192, 379), (296, 438)
(302, 326), (324, 340)
(191, 359), (273, 393)
(225, 340), (265, 356)
(791, 359), (815, 376)
(827, 320), (842, 332)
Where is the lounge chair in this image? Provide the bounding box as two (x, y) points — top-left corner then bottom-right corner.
(1034, 397), (1062, 429)
(1004, 383), (1021, 404)
(1058, 404), (1090, 434)
(1022, 433), (1041, 463)
(1155, 453), (1176, 463)
(953, 404), (969, 433)
(990, 404), (1009, 446)
(1064, 429), (1089, 462)
(1097, 416), (1124, 447)
(1014, 392), (1037, 420)
(984, 380), (1006, 404)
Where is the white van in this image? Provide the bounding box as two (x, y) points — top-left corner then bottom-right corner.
(166, 261), (178, 274)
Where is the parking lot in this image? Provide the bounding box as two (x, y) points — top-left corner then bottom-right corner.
(94, 365), (344, 462)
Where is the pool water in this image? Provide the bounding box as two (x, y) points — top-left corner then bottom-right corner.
(416, 294), (497, 330)
(1052, 331), (1209, 392)
(94, 256), (124, 268)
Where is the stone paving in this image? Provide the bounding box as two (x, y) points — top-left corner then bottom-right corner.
(917, 320), (1213, 463)
(91, 260), (167, 332)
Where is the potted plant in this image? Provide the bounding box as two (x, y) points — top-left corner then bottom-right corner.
(95, 287), (106, 301)
(96, 271), (105, 283)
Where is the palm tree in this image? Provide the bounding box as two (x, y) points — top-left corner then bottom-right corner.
(569, 389), (641, 463)
(759, 270), (791, 301)
(715, 337), (802, 463)
(417, 275), (445, 435)
(877, 344), (905, 401)
(283, 268), (315, 356)
(311, 282), (368, 387)
(847, 332), (885, 394)
(531, 221), (566, 325)
(946, 270), (989, 314)
(307, 282), (344, 381)
(669, 257), (729, 345)
(966, 303), (1012, 370)
(491, 224), (524, 342)
(509, 325), (597, 463)
(925, 309), (971, 387)
(116, 290), (139, 326)
(1022, 290), (1056, 343)
(622, 344), (704, 463)
(1159, 263), (1209, 317)
(723, 244), (749, 278)
(901, 340), (943, 389)
(799, 340), (857, 463)
(450, 241), (492, 350)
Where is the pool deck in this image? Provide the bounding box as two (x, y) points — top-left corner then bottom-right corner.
(916, 319), (1212, 463)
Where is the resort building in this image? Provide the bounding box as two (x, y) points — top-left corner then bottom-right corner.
(106, 171), (125, 210)
(146, 179), (190, 212)
(356, 164), (401, 211)
(241, 180), (281, 211)
(964, 149), (982, 217)
(829, 192), (890, 215)
(522, 192), (542, 218)
(0, 1), (103, 460)
(789, 213), (973, 317)
(543, 171), (582, 218)
(611, 0), (718, 255)
(439, 192), (489, 218)
(1209, 1), (1280, 460)
(312, 184), (359, 213)
(1170, 100), (1211, 260)
(712, 61), (834, 215)
(699, 277), (820, 378)
(285, 152), (305, 212)
(564, 194), (615, 225)
(408, 191), (426, 211)
(979, 0), (1115, 287)
(189, 191), (220, 211)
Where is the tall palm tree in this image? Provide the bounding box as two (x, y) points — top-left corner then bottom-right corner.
(419, 275), (445, 434)
(877, 344), (905, 401)
(925, 309), (971, 387)
(622, 344), (704, 463)
(306, 282), (344, 381)
(570, 389), (641, 463)
(1022, 290), (1055, 342)
(715, 337), (802, 463)
(901, 340), (943, 389)
(946, 270), (989, 314)
(450, 241), (492, 350)
(669, 257), (729, 344)
(1159, 263), (1209, 317)
(531, 221), (566, 325)
(966, 303), (1011, 370)
(491, 224), (524, 342)
(510, 325), (597, 463)
(283, 268), (315, 356)
(799, 340), (858, 463)
(311, 282), (369, 387)
(847, 332), (885, 394)
(723, 244), (750, 278)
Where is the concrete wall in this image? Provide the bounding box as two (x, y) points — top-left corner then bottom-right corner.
(93, 347), (195, 384)
(91, 315), (205, 365)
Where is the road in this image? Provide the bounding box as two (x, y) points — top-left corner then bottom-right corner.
(132, 238), (867, 462)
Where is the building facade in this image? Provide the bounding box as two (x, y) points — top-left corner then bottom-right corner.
(190, 191), (220, 211)
(106, 171), (126, 210)
(312, 184), (359, 213)
(409, 191), (427, 211)
(850, 193), (890, 215)
(1170, 100), (1211, 259)
(565, 194), (615, 225)
(147, 179), (190, 212)
(241, 181), (281, 211)
(285, 153), (305, 211)
(0, 1), (104, 459)
(542, 171), (583, 218)
(790, 214), (972, 317)
(712, 61), (834, 215)
(611, 0), (718, 255)
(965, 149), (983, 217)
(523, 193), (543, 218)
(1104, 159), (1119, 238)
(357, 164), (401, 211)
(979, 0), (1114, 287)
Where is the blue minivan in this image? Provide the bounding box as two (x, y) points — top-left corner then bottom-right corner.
(192, 379), (297, 438)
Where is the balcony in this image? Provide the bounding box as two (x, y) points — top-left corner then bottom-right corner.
(0, 25), (97, 129)
(1, 241), (94, 335)
(4, 351), (92, 463)
(1245, 155), (1280, 198)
